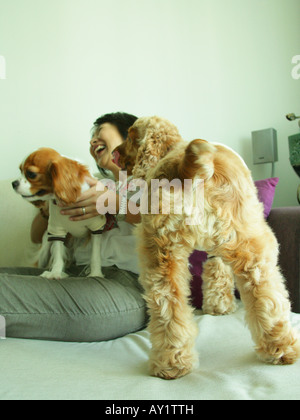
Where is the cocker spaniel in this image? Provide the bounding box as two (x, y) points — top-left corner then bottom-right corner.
(113, 116), (300, 380)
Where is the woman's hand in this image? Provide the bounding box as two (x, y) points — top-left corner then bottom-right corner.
(60, 176), (141, 225)
(60, 177), (110, 221)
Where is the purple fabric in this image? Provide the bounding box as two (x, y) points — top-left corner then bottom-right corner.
(189, 178), (279, 309)
(254, 178), (279, 219)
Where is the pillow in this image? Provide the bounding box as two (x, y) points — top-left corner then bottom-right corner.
(190, 178), (279, 309)
(254, 177), (279, 219)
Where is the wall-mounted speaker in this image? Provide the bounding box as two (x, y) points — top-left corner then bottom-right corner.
(251, 128), (278, 165)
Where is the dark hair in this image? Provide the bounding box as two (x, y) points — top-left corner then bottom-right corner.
(93, 112), (138, 140)
(92, 112), (138, 176)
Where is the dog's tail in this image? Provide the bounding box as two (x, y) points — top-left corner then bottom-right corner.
(179, 139), (216, 181)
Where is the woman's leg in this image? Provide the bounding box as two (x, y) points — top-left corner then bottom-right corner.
(0, 266), (147, 342)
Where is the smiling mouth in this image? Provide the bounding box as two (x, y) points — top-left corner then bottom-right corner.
(95, 145), (106, 156)
(22, 194), (35, 198)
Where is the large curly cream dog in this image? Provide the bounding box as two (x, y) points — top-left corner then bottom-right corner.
(114, 116), (300, 380)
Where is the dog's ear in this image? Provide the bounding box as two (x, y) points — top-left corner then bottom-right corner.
(48, 158), (89, 205)
(132, 117), (182, 179)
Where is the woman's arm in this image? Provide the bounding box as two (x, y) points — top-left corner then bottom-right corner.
(31, 203), (49, 244)
(31, 212), (48, 244)
(60, 178), (141, 225)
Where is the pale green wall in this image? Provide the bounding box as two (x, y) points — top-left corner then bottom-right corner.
(0, 0), (299, 206)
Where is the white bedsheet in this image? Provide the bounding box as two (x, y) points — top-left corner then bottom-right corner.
(1, 303), (300, 400)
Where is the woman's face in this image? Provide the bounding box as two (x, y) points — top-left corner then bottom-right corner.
(90, 123), (123, 170)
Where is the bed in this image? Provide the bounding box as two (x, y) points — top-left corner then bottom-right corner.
(0, 179), (300, 400)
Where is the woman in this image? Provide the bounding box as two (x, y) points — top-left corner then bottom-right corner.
(0, 112), (148, 342)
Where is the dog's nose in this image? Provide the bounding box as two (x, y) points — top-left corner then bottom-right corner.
(12, 180), (20, 190)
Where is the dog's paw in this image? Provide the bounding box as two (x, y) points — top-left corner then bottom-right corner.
(202, 296), (237, 316)
(149, 350), (198, 380)
(88, 271), (104, 278)
(150, 363), (193, 380)
(256, 329), (300, 365)
(41, 271), (69, 280)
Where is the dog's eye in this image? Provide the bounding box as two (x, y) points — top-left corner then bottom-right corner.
(26, 171), (37, 180)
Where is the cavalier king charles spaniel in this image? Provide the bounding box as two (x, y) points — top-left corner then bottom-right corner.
(13, 147), (106, 280)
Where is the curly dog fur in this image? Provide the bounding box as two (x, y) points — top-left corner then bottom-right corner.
(114, 116), (300, 380)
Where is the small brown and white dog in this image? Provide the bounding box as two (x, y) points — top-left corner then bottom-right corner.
(13, 147), (106, 280)
(113, 116), (300, 379)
